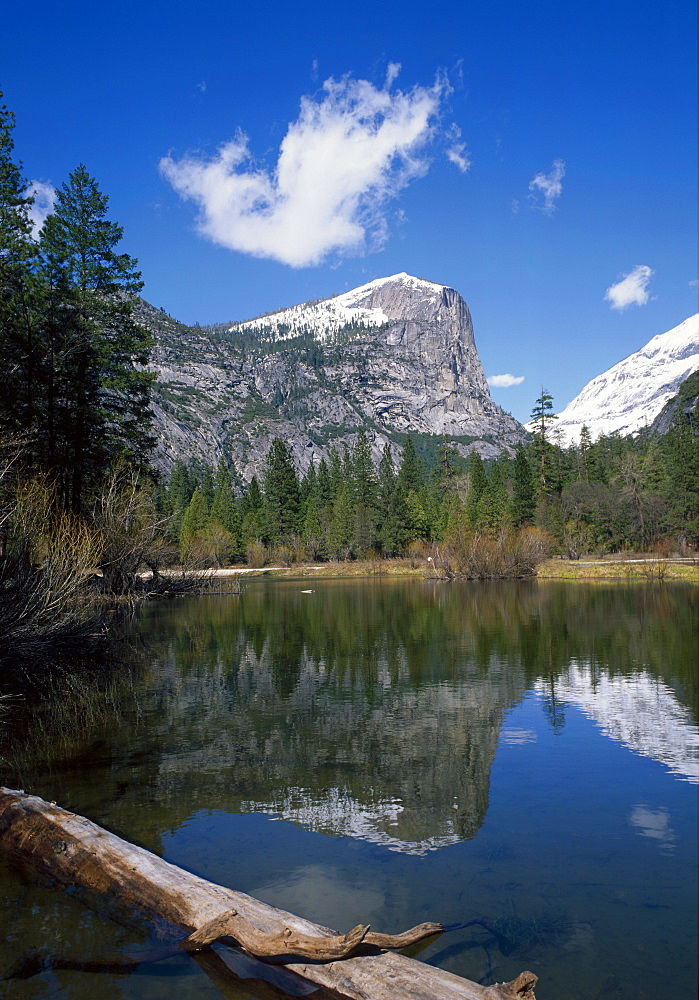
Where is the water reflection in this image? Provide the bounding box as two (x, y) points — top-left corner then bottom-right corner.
(0, 579), (697, 999)
(628, 804), (677, 854)
(2, 580), (696, 857)
(535, 663), (699, 783)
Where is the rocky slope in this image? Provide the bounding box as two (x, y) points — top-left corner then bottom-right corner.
(549, 313), (699, 446)
(650, 368), (699, 435)
(141, 273), (526, 482)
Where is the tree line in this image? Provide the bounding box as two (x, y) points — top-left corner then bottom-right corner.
(163, 385), (699, 567)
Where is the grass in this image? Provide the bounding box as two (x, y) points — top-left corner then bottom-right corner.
(537, 558), (699, 583)
(159, 555), (699, 583)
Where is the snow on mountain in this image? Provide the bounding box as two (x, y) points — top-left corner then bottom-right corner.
(227, 272), (446, 343)
(546, 314), (699, 446)
(145, 272), (526, 479)
(536, 663), (699, 785)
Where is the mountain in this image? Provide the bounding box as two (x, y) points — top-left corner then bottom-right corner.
(548, 314), (699, 447)
(141, 272), (526, 482)
(650, 368), (699, 435)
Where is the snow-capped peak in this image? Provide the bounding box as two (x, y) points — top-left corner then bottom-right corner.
(227, 273), (447, 344)
(547, 314), (699, 446)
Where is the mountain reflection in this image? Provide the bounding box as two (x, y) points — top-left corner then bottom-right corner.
(536, 664), (699, 783)
(2, 580), (696, 856)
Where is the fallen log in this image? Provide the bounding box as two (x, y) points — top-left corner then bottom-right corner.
(0, 788), (537, 1000)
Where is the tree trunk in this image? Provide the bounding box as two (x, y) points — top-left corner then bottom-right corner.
(0, 788), (537, 1000)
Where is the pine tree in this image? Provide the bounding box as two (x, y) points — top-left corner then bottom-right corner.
(37, 164), (154, 510)
(663, 412), (699, 546)
(315, 458), (333, 510)
(530, 388), (558, 492)
(328, 446), (344, 502)
(510, 443), (536, 526)
(405, 489), (430, 540)
(198, 463), (215, 507)
(397, 435), (424, 496)
(327, 483), (355, 560)
(241, 475), (263, 516)
(465, 451), (487, 527)
(165, 457), (196, 539)
(477, 460), (509, 532)
(262, 438), (300, 543)
(180, 487), (209, 553)
(351, 430), (378, 508)
(300, 460), (317, 506)
(377, 444), (407, 555)
(578, 425), (592, 481)
(0, 92), (40, 441)
(210, 457), (240, 539)
(302, 496), (325, 559)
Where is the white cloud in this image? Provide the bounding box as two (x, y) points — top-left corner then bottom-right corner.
(604, 264), (654, 310)
(160, 69), (453, 267)
(384, 61), (402, 88)
(529, 158), (565, 213)
(629, 804), (675, 854)
(445, 123), (471, 173)
(25, 181), (56, 239)
(487, 373), (525, 387)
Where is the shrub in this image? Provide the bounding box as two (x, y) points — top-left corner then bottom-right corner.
(182, 525), (237, 569)
(245, 541), (267, 567)
(91, 467), (165, 593)
(433, 526), (552, 580)
(0, 475), (102, 660)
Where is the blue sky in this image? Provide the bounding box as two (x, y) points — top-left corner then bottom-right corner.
(4, 0), (697, 422)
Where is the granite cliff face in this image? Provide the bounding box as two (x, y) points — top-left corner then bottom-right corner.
(142, 273), (526, 482)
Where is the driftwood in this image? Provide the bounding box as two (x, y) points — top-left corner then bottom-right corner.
(0, 788), (537, 1000)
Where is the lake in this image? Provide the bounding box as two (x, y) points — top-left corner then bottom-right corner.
(0, 578), (697, 1000)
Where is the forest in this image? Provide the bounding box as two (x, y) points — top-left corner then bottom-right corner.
(162, 400), (699, 573)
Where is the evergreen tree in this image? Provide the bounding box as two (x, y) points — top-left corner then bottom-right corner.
(464, 451), (487, 527)
(37, 164), (154, 510)
(351, 430), (378, 508)
(0, 92), (40, 443)
(377, 444), (406, 555)
(302, 496), (325, 559)
(663, 412), (699, 546)
(327, 482), (354, 559)
(405, 489), (430, 540)
(165, 457), (196, 539)
(315, 457), (333, 510)
(180, 487), (209, 553)
(530, 388), (558, 492)
(328, 446), (344, 502)
(240, 475), (265, 547)
(262, 438), (300, 543)
(510, 443), (536, 526)
(300, 460), (317, 506)
(435, 436), (461, 484)
(241, 475), (263, 516)
(477, 460), (509, 532)
(578, 425), (592, 481)
(397, 435), (424, 496)
(210, 457), (240, 539)
(198, 463), (215, 507)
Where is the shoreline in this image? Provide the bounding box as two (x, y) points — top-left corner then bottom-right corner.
(142, 558), (699, 584)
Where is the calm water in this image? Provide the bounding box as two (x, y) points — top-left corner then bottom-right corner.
(0, 579), (697, 1000)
